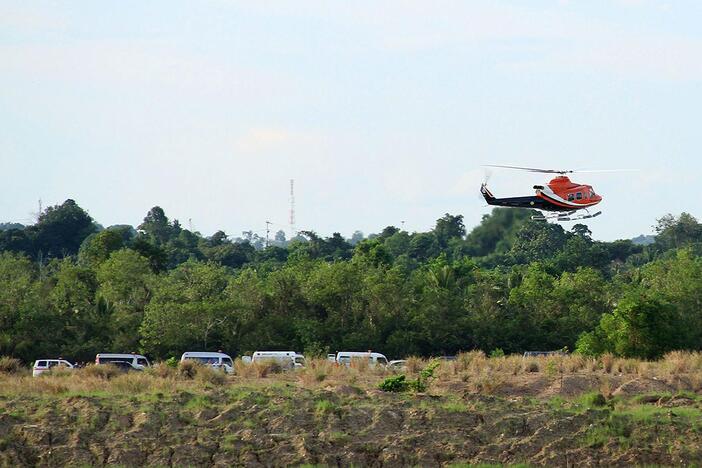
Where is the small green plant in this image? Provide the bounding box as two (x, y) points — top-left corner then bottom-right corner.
(378, 375), (408, 392)
(412, 360), (440, 392)
(378, 360), (440, 393)
(545, 360), (558, 379)
(489, 348), (505, 358)
(315, 399), (338, 417)
(165, 357), (179, 368)
(442, 401), (469, 413)
(583, 392), (608, 408)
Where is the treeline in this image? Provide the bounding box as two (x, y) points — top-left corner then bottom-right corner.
(1, 200), (701, 363)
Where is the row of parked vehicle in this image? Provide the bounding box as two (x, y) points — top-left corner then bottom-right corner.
(32, 350), (401, 377)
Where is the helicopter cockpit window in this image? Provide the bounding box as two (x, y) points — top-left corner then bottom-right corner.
(567, 193), (575, 201)
(590, 189), (595, 198)
(576, 192), (583, 200)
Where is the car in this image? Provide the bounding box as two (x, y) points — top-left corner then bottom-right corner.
(180, 351), (235, 374)
(387, 360), (407, 371)
(335, 351), (388, 368)
(95, 353), (150, 369)
(437, 355), (457, 361)
(33, 359), (75, 377)
(523, 351), (567, 358)
(251, 351), (306, 369)
(104, 361), (143, 372)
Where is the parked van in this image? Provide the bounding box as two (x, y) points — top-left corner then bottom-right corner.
(335, 351), (388, 367)
(252, 351), (305, 369)
(180, 351), (234, 374)
(95, 353), (150, 370)
(33, 359), (75, 377)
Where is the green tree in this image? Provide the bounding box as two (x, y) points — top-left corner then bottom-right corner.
(78, 229), (126, 266)
(30, 199), (97, 258)
(576, 291), (682, 359)
(434, 213), (465, 248)
(140, 261), (237, 357)
(96, 249), (153, 351)
(138, 206), (173, 245)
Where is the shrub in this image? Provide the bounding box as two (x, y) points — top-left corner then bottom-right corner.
(82, 364), (120, 379)
(0, 357), (22, 374)
(165, 357), (179, 368)
(525, 361), (539, 373)
(378, 375), (408, 392)
(489, 348), (505, 358)
(178, 360), (199, 379)
(379, 361), (440, 393)
(112, 373), (152, 393)
(149, 363), (176, 379)
(412, 360), (440, 392)
(196, 366), (227, 386)
(455, 351), (486, 372)
(405, 356), (424, 374)
(234, 358), (257, 378)
(349, 357), (369, 372)
(254, 361), (282, 378)
(601, 353), (614, 373)
(470, 371), (505, 394)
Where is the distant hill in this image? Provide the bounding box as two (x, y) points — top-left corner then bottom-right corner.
(631, 234), (655, 245)
(0, 222), (25, 231)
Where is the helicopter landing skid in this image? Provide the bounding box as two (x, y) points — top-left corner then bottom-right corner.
(531, 210), (602, 222)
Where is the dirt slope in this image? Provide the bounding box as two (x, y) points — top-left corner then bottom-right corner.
(2, 383), (702, 467)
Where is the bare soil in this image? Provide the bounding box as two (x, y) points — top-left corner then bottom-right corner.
(2, 372), (702, 467)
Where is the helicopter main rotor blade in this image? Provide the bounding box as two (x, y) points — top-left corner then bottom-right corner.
(570, 169), (639, 173)
(482, 164), (573, 174)
(483, 165), (638, 174)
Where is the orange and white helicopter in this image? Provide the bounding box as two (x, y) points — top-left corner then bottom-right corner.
(479, 165), (620, 221)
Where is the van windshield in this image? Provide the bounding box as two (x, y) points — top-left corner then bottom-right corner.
(222, 358), (233, 367)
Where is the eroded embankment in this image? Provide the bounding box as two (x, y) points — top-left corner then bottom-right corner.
(2, 383), (702, 467)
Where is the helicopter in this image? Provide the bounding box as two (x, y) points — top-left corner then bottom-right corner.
(479, 165), (618, 222)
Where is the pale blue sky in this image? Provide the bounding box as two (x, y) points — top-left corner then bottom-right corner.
(1, 1), (700, 241)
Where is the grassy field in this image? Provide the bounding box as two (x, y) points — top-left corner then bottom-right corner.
(2, 352), (702, 466)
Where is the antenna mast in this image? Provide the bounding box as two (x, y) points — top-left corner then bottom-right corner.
(265, 220), (271, 248)
(289, 179), (296, 238)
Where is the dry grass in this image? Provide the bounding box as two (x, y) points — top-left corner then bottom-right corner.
(3, 352), (702, 399)
(82, 364), (121, 379)
(601, 353), (615, 373)
(405, 356), (423, 374)
(0, 357), (23, 375)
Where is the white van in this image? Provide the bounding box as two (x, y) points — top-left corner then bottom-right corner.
(336, 351), (388, 368)
(180, 351), (234, 374)
(252, 351), (305, 369)
(33, 359), (75, 377)
(95, 353), (150, 370)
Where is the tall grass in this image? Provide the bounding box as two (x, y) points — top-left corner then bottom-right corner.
(3, 352), (702, 399)
(0, 356), (23, 375)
